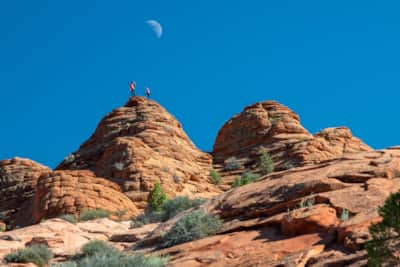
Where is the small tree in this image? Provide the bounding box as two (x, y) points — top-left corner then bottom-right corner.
(209, 169), (222, 185)
(260, 150), (274, 175)
(366, 192), (400, 266)
(148, 181), (167, 212)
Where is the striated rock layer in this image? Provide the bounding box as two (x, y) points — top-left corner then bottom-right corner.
(138, 148), (400, 266)
(0, 158), (50, 228)
(213, 101), (371, 173)
(32, 170), (139, 221)
(57, 97), (220, 208)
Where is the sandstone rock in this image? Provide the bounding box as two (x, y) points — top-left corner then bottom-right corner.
(110, 223), (158, 243)
(0, 158), (50, 228)
(57, 97), (220, 209)
(156, 228), (332, 267)
(213, 101), (371, 181)
(32, 170), (139, 221)
(281, 205), (338, 236)
(0, 218), (130, 259)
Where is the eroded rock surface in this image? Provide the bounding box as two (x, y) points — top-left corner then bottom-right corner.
(213, 101), (371, 176)
(0, 158), (50, 228)
(57, 97), (220, 208)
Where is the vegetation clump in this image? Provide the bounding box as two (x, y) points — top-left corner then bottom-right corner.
(232, 171), (259, 188)
(53, 240), (168, 267)
(132, 196), (205, 228)
(259, 150), (274, 175)
(148, 181), (167, 212)
(224, 157), (241, 171)
(79, 209), (111, 222)
(366, 192), (400, 266)
(163, 210), (222, 248)
(209, 169), (222, 185)
(4, 244), (52, 267)
(59, 214), (77, 224)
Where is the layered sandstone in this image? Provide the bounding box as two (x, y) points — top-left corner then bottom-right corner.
(0, 158), (50, 228)
(213, 101), (371, 175)
(32, 170), (139, 221)
(56, 97), (220, 208)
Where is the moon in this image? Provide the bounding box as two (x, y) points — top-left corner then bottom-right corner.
(146, 20), (162, 39)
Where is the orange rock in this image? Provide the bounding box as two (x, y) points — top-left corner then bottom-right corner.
(32, 170), (139, 221)
(56, 97), (220, 209)
(213, 101), (371, 180)
(0, 158), (50, 228)
(281, 205), (338, 236)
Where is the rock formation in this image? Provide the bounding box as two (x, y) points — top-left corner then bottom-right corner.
(1, 98), (399, 266)
(32, 170), (139, 221)
(56, 97), (220, 208)
(213, 101), (371, 174)
(0, 158), (50, 228)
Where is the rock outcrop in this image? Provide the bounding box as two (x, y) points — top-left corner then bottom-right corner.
(32, 170), (139, 221)
(1, 98), (398, 266)
(213, 101), (371, 175)
(137, 148), (400, 266)
(57, 97), (220, 208)
(0, 158), (50, 228)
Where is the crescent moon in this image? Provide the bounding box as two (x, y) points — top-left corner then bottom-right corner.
(146, 20), (162, 39)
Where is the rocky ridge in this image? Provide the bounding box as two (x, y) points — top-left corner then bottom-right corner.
(0, 97), (397, 266)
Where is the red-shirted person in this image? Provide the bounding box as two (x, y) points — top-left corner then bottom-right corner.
(145, 87), (151, 98)
(129, 81), (136, 96)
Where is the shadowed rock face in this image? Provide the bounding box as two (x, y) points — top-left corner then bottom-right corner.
(0, 158), (50, 228)
(57, 97), (220, 208)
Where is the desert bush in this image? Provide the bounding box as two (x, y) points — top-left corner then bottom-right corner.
(232, 172), (259, 188)
(67, 240), (168, 267)
(64, 153), (75, 164)
(4, 244), (52, 267)
(0, 225), (5, 232)
(148, 181), (167, 212)
(59, 214), (77, 224)
(161, 197), (205, 221)
(163, 210), (222, 248)
(224, 157), (241, 171)
(366, 192), (400, 266)
(78, 252), (168, 267)
(132, 196), (205, 227)
(260, 150), (274, 175)
(79, 209), (110, 221)
(340, 208), (350, 221)
(209, 169), (222, 185)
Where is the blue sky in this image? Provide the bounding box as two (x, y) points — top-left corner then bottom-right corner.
(1, 0), (399, 168)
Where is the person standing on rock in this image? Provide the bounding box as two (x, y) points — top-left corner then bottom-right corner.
(129, 81), (136, 97)
(145, 87), (151, 99)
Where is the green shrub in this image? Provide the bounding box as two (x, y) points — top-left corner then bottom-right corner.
(59, 214), (77, 224)
(65, 240), (168, 267)
(4, 245), (52, 267)
(340, 208), (350, 221)
(161, 197), (205, 221)
(80, 240), (116, 258)
(209, 169), (222, 185)
(78, 253), (168, 267)
(0, 225), (5, 232)
(131, 196), (205, 227)
(224, 157), (241, 171)
(163, 210), (222, 248)
(79, 209), (111, 221)
(148, 182), (167, 212)
(260, 150), (274, 175)
(231, 172), (259, 188)
(366, 192), (400, 266)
